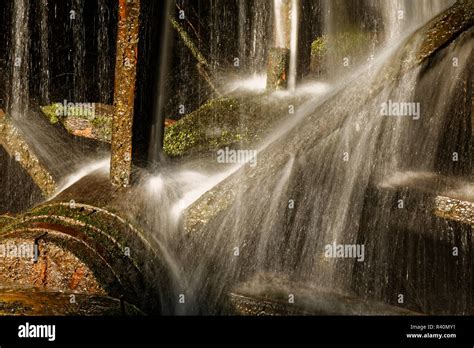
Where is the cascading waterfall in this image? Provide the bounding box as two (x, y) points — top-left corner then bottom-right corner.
(149, 0), (173, 163)
(273, 0), (299, 91)
(238, 0), (271, 75)
(288, 0), (298, 91)
(320, 0), (452, 77)
(8, 0), (30, 119)
(6, 0), (108, 181)
(381, 0), (453, 43)
(249, 2), (271, 74)
(220, 0), (272, 92)
(39, 0), (50, 105)
(1, 0), (471, 317)
(175, 0), (472, 314)
(98, 0), (112, 104)
(71, 0), (86, 101)
(238, 0), (247, 71)
(273, 0), (288, 48)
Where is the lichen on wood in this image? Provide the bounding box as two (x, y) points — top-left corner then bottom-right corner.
(266, 48), (290, 90)
(40, 103), (113, 143)
(163, 94), (309, 158)
(434, 196), (474, 225)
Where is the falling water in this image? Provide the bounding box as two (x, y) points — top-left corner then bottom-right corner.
(320, 0), (452, 78)
(273, 0), (288, 48)
(97, 0), (112, 104)
(221, 0), (272, 91)
(288, 0), (299, 91)
(39, 0), (50, 105)
(238, 0), (247, 70)
(148, 0), (173, 163)
(8, 0), (30, 119)
(381, 0), (453, 43)
(2, 1), (110, 213)
(273, 0), (299, 91)
(250, 2), (271, 74)
(71, 0), (86, 101)
(177, 1), (472, 314)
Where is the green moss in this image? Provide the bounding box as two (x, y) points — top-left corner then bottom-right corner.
(164, 98), (247, 157)
(163, 91), (319, 158)
(311, 36), (327, 61)
(267, 48), (290, 90)
(40, 104), (61, 124)
(40, 103), (112, 142)
(0, 215), (15, 232)
(163, 96), (296, 158)
(311, 30), (373, 74)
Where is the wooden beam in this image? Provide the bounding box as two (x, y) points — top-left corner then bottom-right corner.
(0, 109), (56, 196)
(110, 0), (141, 187)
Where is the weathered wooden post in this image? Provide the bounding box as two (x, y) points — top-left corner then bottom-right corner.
(266, 48), (290, 90)
(110, 0), (141, 187)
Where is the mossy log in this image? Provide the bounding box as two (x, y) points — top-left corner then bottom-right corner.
(185, 23), (474, 237)
(163, 93), (312, 159)
(416, 0), (474, 66)
(0, 173), (177, 315)
(379, 172), (474, 226)
(40, 103), (113, 143)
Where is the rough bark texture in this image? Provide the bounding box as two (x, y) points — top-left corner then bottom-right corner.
(435, 196), (474, 225)
(110, 0), (141, 187)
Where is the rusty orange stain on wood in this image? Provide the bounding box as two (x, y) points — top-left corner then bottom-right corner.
(73, 128), (93, 138)
(34, 259), (49, 287)
(69, 267), (85, 290)
(119, 0), (127, 20)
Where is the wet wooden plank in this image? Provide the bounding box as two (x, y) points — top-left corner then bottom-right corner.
(229, 275), (419, 316)
(0, 109), (57, 196)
